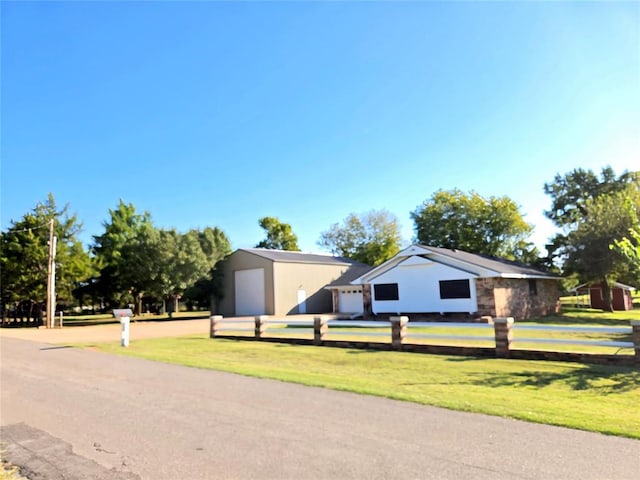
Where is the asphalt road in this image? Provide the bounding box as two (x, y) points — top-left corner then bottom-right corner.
(1, 335), (639, 480)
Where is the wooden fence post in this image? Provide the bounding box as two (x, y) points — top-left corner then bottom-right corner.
(390, 316), (408, 350)
(209, 315), (222, 338)
(494, 317), (514, 358)
(314, 316), (328, 345)
(255, 315), (268, 339)
(631, 320), (640, 363)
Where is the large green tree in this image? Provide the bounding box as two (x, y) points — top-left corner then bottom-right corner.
(151, 229), (211, 316)
(543, 167), (635, 260)
(255, 216), (300, 251)
(563, 188), (640, 311)
(410, 189), (538, 262)
(91, 200), (153, 308)
(318, 210), (402, 266)
(544, 167), (634, 228)
(117, 221), (163, 315)
(1, 194), (91, 320)
(611, 197), (640, 283)
(184, 227), (232, 311)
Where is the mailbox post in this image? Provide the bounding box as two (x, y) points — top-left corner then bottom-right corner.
(113, 309), (134, 347)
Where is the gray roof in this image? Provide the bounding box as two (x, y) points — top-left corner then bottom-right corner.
(240, 248), (364, 266)
(422, 245), (559, 278)
(326, 264), (375, 288)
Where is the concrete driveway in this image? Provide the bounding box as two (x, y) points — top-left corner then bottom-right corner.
(1, 326), (639, 479)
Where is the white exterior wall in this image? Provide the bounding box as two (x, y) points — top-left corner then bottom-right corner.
(369, 259), (478, 314)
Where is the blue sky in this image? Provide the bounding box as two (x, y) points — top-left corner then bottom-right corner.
(2, 1), (638, 255)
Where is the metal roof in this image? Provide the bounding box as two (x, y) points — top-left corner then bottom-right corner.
(240, 248), (365, 266)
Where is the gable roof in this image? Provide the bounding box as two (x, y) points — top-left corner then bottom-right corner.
(239, 248), (364, 266)
(353, 244), (560, 284)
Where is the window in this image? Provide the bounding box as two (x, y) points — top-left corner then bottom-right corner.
(374, 283), (399, 301)
(529, 279), (538, 296)
(439, 280), (471, 299)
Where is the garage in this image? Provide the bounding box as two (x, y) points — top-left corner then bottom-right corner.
(234, 268), (265, 316)
(219, 248), (369, 317)
(338, 288), (364, 314)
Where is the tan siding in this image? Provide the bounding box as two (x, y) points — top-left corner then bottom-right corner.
(218, 251), (274, 316)
(272, 263), (351, 316)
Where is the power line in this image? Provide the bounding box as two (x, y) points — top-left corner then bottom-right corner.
(1, 222), (52, 234)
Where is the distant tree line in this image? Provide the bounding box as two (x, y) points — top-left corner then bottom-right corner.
(1, 165), (638, 319)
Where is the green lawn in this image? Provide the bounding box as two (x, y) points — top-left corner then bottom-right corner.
(537, 307), (640, 325)
(89, 335), (640, 439)
(60, 310), (211, 325)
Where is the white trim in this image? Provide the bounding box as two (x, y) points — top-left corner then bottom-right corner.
(498, 273), (562, 280)
(351, 244), (560, 284)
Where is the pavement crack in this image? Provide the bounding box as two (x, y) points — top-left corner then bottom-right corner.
(93, 442), (116, 454)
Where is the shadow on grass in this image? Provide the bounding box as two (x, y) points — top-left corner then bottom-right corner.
(471, 364), (640, 393)
(445, 356), (493, 363)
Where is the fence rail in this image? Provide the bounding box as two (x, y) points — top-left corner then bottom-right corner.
(209, 315), (640, 366)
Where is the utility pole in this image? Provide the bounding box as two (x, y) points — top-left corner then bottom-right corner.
(45, 219), (57, 328)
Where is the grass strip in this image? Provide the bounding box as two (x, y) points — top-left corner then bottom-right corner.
(88, 335), (640, 439)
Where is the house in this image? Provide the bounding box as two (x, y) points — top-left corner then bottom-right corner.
(574, 281), (635, 311)
(218, 248), (369, 317)
(350, 244), (561, 320)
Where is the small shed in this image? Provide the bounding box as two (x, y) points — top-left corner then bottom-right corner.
(574, 282), (635, 311)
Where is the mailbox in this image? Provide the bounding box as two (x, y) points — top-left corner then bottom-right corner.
(112, 309), (133, 347)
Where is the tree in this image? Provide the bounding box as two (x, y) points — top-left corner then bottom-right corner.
(153, 229), (211, 316)
(612, 229), (640, 274)
(563, 189), (640, 311)
(195, 227), (232, 271)
(91, 200), (153, 309)
(117, 222), (163, 315)
(544, 167), (634, 228)
(543, 167), (634, 260)
(1, 194), (92, 320)
(410, 189), (538, 262)
(255, 216), (300, 251)
(318, 210), (402, 266)
(611, 197), (640, 283)
(184, 227), (232, 311)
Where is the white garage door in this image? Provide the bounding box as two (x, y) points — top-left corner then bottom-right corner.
(235, 268), (265, 316)
(338, 289), (363, 313)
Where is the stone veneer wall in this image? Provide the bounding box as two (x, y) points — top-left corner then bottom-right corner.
(474, 278), (559, 319)
(362, 284), (372, 316)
